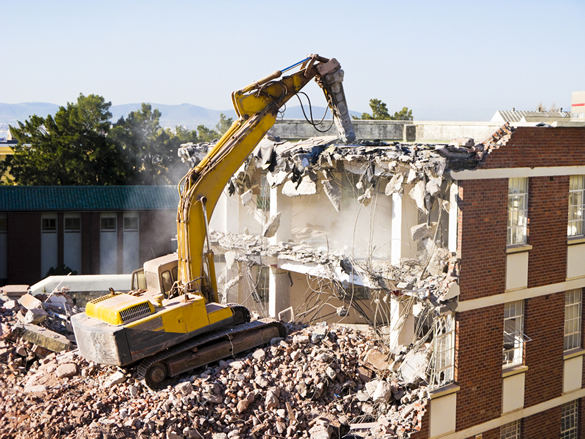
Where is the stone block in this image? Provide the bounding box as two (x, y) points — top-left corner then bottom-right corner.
(19, 293), (44, 310)
(13, 324), (71, 353)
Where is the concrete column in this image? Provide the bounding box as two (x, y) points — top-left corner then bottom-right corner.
(210, 191), (240, 234)
(269, 267), (290, 318)
(448, 182), (458, 253)
(389, 295), (415, 350)
(268, 186), (292, 317)
(391, 193), (402, 265)
(401, 186), (419, 260)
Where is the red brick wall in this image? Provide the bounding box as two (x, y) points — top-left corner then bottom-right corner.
(527, 176), (569, 288)
(7, 213), (41, 285)
(457, 179), (507, 301)
(456, 305), (504, 431)
(523, 405), (561, 438)
(524, 293), (564, 407)
(481, 127), (585, 169)
(409, 400), (429, 439)
(578, 398), (585, 436)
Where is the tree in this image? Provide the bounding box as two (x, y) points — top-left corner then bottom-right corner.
(1, 94), (130, 185)
(174, 125), (199, 143)
(111, 103), (191, 185)
(196, 124), (220, 142)
(353, 99), (413, 121)
(215, 113), (233, 135)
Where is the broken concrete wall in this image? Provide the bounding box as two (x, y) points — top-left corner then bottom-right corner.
(287, 174), (393, 260)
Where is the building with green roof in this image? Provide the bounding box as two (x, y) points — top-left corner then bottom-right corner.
(0, 186), (179, 286)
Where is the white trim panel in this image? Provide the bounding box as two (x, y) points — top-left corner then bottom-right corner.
(451, 166), (585, 181)
(457, 276), (585, 312)
(437, 387), (585, 439)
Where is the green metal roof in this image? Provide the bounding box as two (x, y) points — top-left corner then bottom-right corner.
(0, 186), (180, 211)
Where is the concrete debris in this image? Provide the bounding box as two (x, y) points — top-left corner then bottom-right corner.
(13, 324), (71, 353)
(0, 306), (428, 439)
(24, 308), (48, 324)
(18, 293), (43, 310)
(262, 212), (281, 238)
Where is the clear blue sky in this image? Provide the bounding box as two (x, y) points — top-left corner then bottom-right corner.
(2, 0), (584, 121)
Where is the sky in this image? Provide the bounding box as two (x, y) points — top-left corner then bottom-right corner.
(2, 0), (584, 121)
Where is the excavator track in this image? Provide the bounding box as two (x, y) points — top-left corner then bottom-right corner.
(137, 310), (286, 388)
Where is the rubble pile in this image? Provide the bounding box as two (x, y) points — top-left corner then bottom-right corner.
(0, 291), (429, 439)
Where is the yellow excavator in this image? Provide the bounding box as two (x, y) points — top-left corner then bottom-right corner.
(71, 54), (355, 387)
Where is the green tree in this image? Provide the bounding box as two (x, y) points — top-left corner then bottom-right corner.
(1, 94), (130, 185)
(391, 106), (413, 121)
(196, 124), (220, 142)
(353, 99), (413, 121)
(215, 113), (233, 135)
(174, 125), (199, 143)
(111, 103), (188, 185)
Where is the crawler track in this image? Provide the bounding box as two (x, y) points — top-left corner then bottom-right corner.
(137, 313), (286, 388)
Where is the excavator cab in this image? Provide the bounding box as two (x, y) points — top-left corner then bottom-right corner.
(131, 253), (180, 299)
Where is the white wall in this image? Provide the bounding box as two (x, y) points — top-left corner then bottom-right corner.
(100, 213), (118, 274)
(63, 213), (82, 274)
(41, 213), (58, 277)
(123, 212), (139, 273)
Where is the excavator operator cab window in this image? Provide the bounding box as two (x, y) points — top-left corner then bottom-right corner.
(131, 269), (146, 291)
(172, 267), (178, 283)
(161, 270), (173, 296)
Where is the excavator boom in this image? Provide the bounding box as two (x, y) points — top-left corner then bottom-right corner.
(72, 54), (354, 387)
(177, 55), (354, 298)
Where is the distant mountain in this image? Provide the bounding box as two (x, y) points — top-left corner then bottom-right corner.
(0, 102), (60, 125)
(0, 102), (361, 133)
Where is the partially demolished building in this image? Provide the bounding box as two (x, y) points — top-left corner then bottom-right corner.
(182, 123), (585, 438)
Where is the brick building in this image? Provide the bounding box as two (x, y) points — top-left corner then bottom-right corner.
(420, 126), (585, 438)
(0, 186), (178, 286)
(203, 125), (585, 437)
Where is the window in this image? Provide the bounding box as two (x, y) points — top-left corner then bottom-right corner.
(64, 217), (81, 232)
(254, 266), (270, 303)
(568, 176), (584, 237)
(257, 172), (270, 212)
(42, 217), (57, 232)
(561, 400), (578, 439)
(565, 289), (582, 351)
(0, 215), (6, 233)
(500, 420), (521, 439)
(101, 216), (116, 232)
(503, 301), (525, 367)
(431, 314), (455, 388)
(124, 215), (139, 232)
(343, 284), (370, 300)
(508, 178), (528, 245)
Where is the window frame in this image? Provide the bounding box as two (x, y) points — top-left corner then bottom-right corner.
(432, 313), (455, 388)
(100, 216), (117, 232)
(561, 400), (579, 439)
(41, 217), (57, 233)
(64, 216), (81, 233)
(503, 300), (525, 367)
(507, 177), (528, 246)
(256, 171), (271, 212)
(500, 419), (521, 439)
(123, 214), (139, 232)
(568, 175), (584, 237)
(564, 289), (582, 351)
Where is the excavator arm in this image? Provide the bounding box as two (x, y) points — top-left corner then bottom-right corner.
(177, 54), (354, 300)
(71, 55), (354, 385)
